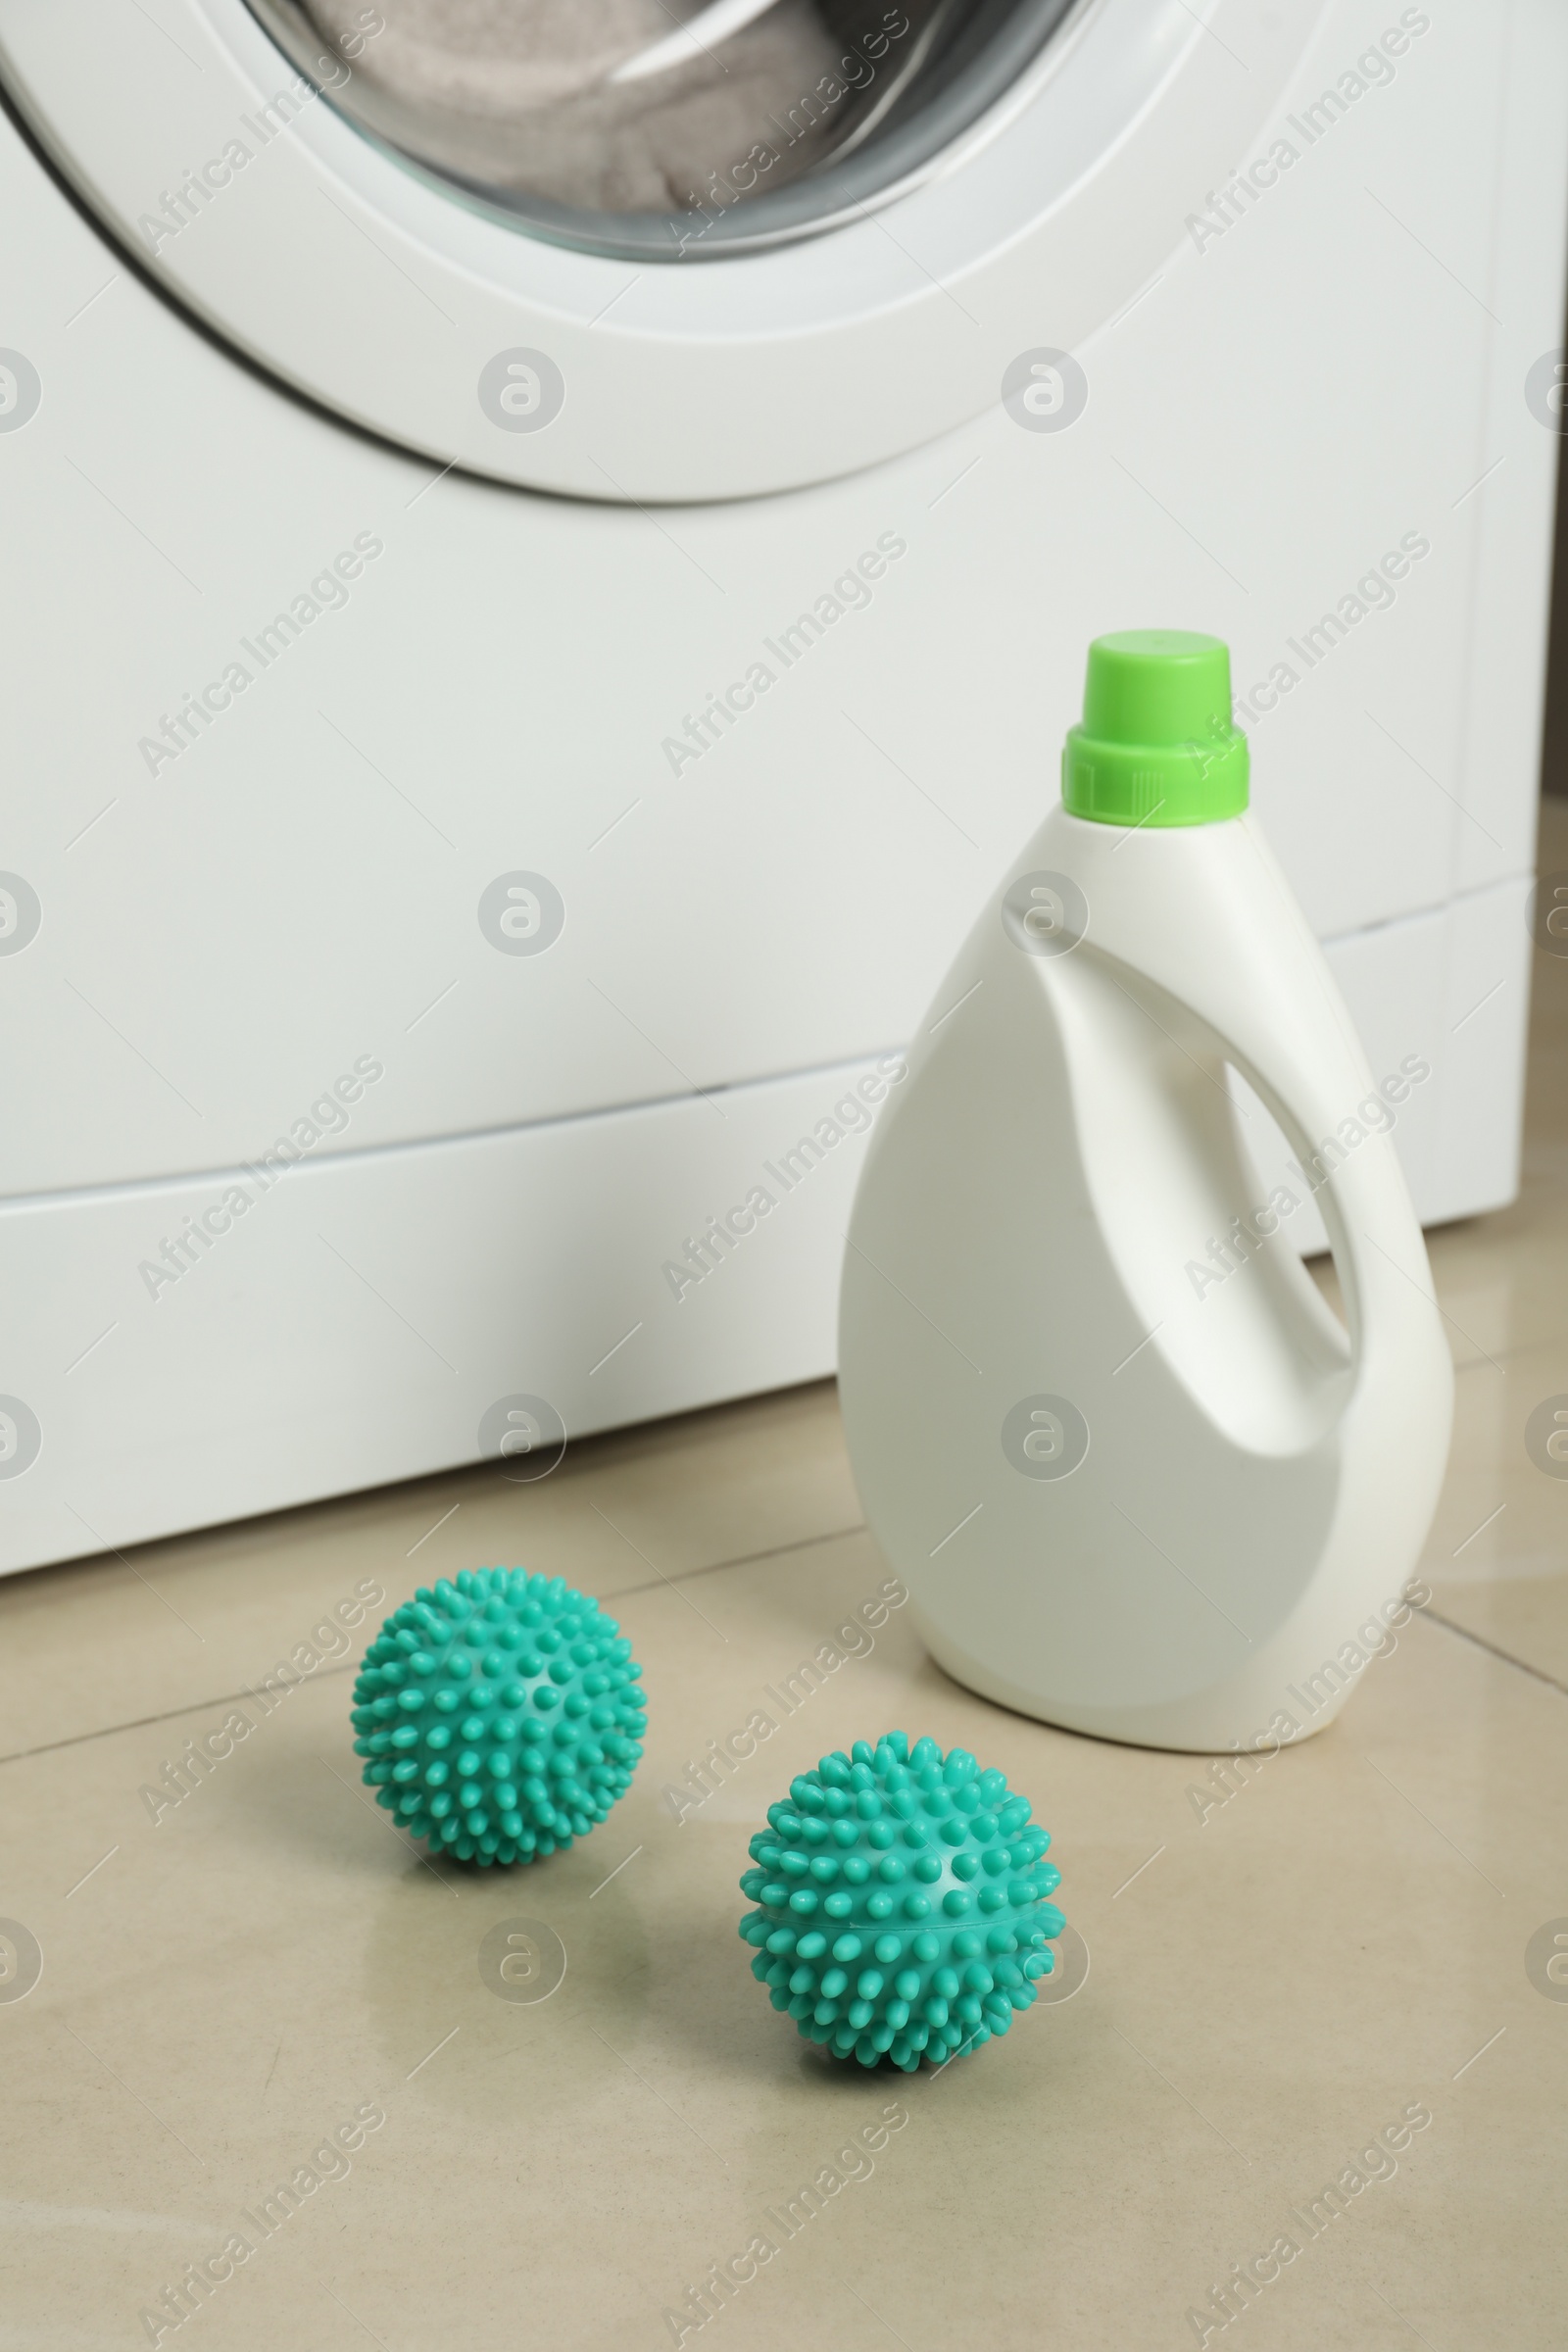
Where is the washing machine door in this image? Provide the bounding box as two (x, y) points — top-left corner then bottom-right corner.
(0, 0), (1317, 497)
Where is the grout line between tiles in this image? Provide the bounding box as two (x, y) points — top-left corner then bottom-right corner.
(614, 1519), (867, 1592)
(0, 1662), (360, 1767)
(1420, 1603), (1568, 1699)
(0, 1520), (871, 1768)
(1445, 1329), (1568, 1376)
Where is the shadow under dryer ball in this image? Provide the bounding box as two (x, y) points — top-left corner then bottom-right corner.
(839, 631), (1453, 1754)
(740, 1733), (1063, 2070)
(353, 1568), (646, 1864)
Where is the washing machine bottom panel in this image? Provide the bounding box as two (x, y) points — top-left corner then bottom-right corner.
(1, 1052), (894, 1576)
(0, 880), (1527, 1575)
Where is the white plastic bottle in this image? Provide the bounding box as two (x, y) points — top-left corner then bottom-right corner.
(838, 631), (1452, 1752)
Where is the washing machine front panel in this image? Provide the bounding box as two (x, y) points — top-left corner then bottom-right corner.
(0, 0), (1327, 497)
(3, 0), (1564, 1576)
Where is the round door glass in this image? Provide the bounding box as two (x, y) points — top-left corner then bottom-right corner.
(245, 0), (1077, 259)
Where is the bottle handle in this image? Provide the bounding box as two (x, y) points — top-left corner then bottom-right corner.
(1226, 1027), (1439, 1400)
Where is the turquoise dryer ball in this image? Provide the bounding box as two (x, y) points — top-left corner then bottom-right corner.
(739, 1732), (1064, 2070)
(351, 1568), (646, 1864)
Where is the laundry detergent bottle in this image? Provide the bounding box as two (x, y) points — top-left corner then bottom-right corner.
(838, 631), (1452, 1752)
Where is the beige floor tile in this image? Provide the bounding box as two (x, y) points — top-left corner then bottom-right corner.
(1, 1533), (1562, 2352)
(0, 1380), (858, 1760)
(1421, 1330), (1568, 1687)
(1422, 1182), (1568, 1371)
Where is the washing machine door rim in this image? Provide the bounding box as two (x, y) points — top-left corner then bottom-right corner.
(0, 0), (1323, 501)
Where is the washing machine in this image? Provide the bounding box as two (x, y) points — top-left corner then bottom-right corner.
(0, 0), (1562, 1574)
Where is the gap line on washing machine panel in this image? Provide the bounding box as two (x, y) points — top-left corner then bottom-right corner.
(586, 978), (731, 1117)
(0, 1047), (910, 1213)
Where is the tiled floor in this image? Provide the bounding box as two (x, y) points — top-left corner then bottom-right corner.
(3, 808), (1566, 2352)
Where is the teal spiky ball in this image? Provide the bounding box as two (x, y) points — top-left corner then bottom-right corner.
(739, 1732), (1064, 2070)
(351, 1568), (646, 1865)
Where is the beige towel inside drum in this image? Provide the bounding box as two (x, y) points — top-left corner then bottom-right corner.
(291, 0), (852, 214)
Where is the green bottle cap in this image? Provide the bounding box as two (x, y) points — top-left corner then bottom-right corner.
(1061, 629), (1249, 826)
